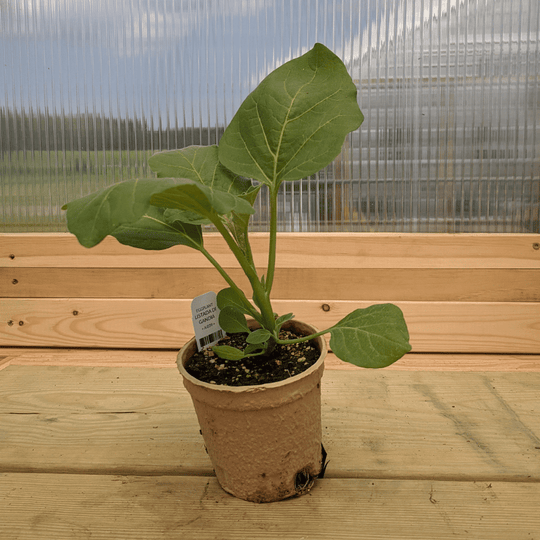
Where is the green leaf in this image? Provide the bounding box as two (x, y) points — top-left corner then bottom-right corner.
(275, 313), (294, 329)
(150, 179), (254, 220)
(226, 184), (262, 260)
(243, 343), (265, 356)
(217, 287), (263, 326)
(149, 146), (256, 224)
(62, 178), (183, 248)
(212, 345), (245, 361)
(218, 306), (250, 334)
(329, 304), (411, 369)
(112, 206), (204, 251)
(217, 287), (252, 315)
(163, 207), (210, 226)
(246, 328), (272, 345)
(149, 145), (252, 198)
(218, 43), (364, 190)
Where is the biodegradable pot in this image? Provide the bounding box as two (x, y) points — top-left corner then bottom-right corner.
(176, 320), (327, 503)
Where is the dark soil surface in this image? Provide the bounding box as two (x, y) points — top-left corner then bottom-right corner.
(185, 329), (320, 386)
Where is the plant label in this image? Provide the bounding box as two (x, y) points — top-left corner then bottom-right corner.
(191, 291), (225, 351)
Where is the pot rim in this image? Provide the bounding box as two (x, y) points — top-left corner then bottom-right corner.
(176, 320), (327, 394)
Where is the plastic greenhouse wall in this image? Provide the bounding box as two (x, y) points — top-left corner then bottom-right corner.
(1, 0), (539, 233)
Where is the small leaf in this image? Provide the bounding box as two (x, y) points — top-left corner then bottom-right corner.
(212, 345), (245, 361)
(217, 287), (252, 315)
(218, 306), (250, 334)
(226, 184), (262, 260)
(217, 288), (263, 325)
(246, 329), (272, 345)
(329, 304), (411, 369)
(244, 343), (265, 355)
(275, 313), (294, 329)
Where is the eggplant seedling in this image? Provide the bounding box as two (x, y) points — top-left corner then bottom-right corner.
(63, 43), (411, 371)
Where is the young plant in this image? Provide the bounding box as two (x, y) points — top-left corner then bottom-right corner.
(63, 43), (411, 369)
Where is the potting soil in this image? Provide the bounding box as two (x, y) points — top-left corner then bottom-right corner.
(185, 329), (320, 386)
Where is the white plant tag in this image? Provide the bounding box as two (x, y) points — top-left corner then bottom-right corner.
(191, 291), (225, 351)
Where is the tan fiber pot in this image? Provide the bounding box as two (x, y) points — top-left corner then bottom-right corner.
(176, 320), (327, 503)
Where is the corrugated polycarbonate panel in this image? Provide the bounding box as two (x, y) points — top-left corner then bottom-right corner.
(1, 0), (539, 233)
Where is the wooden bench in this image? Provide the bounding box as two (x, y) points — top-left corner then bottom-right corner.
(1, 232), (540, 538)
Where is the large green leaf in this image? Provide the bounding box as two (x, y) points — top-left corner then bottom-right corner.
(62, 178), (183, 248)
(163, 208), (210, 226)
(149, 145), (256, 226)
(149, 179), (254, 220)
(149, 145), (253, 196)
(329, 304), (411, 368)
(218, 43), (364, 189)
(111, 206), (204, 251)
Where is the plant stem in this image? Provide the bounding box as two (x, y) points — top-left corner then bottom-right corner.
(199, 246), (260, 320)
(265, 187), (279, 294)
(274, 327), (333, 345)
(213, 219), (276, 332)
(240, 225), (256, 269)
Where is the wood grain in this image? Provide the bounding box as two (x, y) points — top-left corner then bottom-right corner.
(2, 473), (539, 539)
(2, 298), (539, 353)
(3, 266), (539, 301)
(3, 232), (540, 268)
(2, 348), (178, 369)
(3, 232), (540, 539)
(1, 367), (539, 482)
(3, 348), (539, 371)
(324, 352), (540, 371)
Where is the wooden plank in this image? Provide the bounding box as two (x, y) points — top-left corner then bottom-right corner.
(325, 353), (540, 372)
(0, 355), (11, 370)
(0, 349), (33, 371)
(2, 473), (539, 539)
(3, 348), (178, 368)
(3, 232), (540, 268)
(3, 348), (540, 372)
(3, 266), (539, 301)
(1, 367), (539, 481)
(2, 298), (539, 353)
